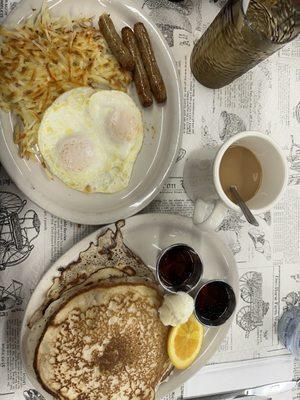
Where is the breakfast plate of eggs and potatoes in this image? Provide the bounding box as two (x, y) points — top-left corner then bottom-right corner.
(0, 0), (182, 224)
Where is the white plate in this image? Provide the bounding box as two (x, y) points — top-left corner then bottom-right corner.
(21, 213), (239, 399)
(0, 0), (182, 224)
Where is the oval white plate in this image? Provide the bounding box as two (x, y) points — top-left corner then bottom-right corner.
(0, 0), (182, 224)
(21, 213), (239, 399)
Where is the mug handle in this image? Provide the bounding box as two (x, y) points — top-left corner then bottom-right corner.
(193, 198), (228, 230)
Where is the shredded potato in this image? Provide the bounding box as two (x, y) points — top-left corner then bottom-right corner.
(0, 7), (132, 158)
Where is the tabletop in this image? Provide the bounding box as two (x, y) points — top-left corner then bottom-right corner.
(0, 0), (300, 399)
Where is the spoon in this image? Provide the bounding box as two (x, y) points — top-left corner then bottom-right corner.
(230, 186), (259, 227)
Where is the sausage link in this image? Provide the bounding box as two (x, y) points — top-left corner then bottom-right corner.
(121, 27), (153, 108)
(134, 22), (167, 103)
(99, 13), (135, 71)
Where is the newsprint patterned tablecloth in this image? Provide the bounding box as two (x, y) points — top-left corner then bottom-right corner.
(1, 0), (300, 399)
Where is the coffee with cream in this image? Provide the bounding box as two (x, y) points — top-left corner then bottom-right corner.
(219, 145), (262, 203)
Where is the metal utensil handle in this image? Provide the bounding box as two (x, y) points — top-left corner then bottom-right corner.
(230, 186), (259, 227)
(23, 389), (46, 400)
(182, 395), (269, 400)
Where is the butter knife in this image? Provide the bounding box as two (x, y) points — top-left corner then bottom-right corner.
(182, 380), (298, 400)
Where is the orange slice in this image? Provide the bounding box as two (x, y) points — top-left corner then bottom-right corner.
(167, 314), (204, 369)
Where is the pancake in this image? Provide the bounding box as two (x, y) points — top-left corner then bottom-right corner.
(29, 268), (126, 336)
(28, 221), (154, 328)
(35, 282), (171, 400)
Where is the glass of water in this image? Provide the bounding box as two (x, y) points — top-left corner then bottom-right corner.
(278, 306), (300, 358)
(191, 0), (300, 88)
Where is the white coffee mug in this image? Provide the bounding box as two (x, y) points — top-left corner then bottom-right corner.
(184, 131), (288, 230)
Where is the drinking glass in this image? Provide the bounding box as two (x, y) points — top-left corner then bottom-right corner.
(191, 0), (300, 88)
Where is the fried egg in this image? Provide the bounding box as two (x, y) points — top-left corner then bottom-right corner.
(38, 87), (143, 193)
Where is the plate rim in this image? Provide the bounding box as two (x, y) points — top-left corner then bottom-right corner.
(21, 213), (239, 399)
(0, 0), (183, 225)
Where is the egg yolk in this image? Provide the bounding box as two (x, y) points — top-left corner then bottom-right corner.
(107, 109), (138, 142)
(57, 136), (95, 173)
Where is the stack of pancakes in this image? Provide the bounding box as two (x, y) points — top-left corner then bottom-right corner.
(28, 221), (171, 399)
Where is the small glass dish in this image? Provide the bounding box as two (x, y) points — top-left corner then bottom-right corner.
(156, 243), (203, 294)
(194, 280), (236, 326)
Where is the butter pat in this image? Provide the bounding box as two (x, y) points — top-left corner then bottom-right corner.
(159, 292), (194, 327)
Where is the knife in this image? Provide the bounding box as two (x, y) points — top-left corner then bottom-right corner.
(182, 380), (299, 400)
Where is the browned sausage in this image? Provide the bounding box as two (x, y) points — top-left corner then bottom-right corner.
(134, 22), (167, 103)
(121, 27), (153, 108)
(99, 13), (134, 71)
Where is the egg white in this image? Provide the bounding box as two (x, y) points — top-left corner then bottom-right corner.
(38, 87), (144, 193)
